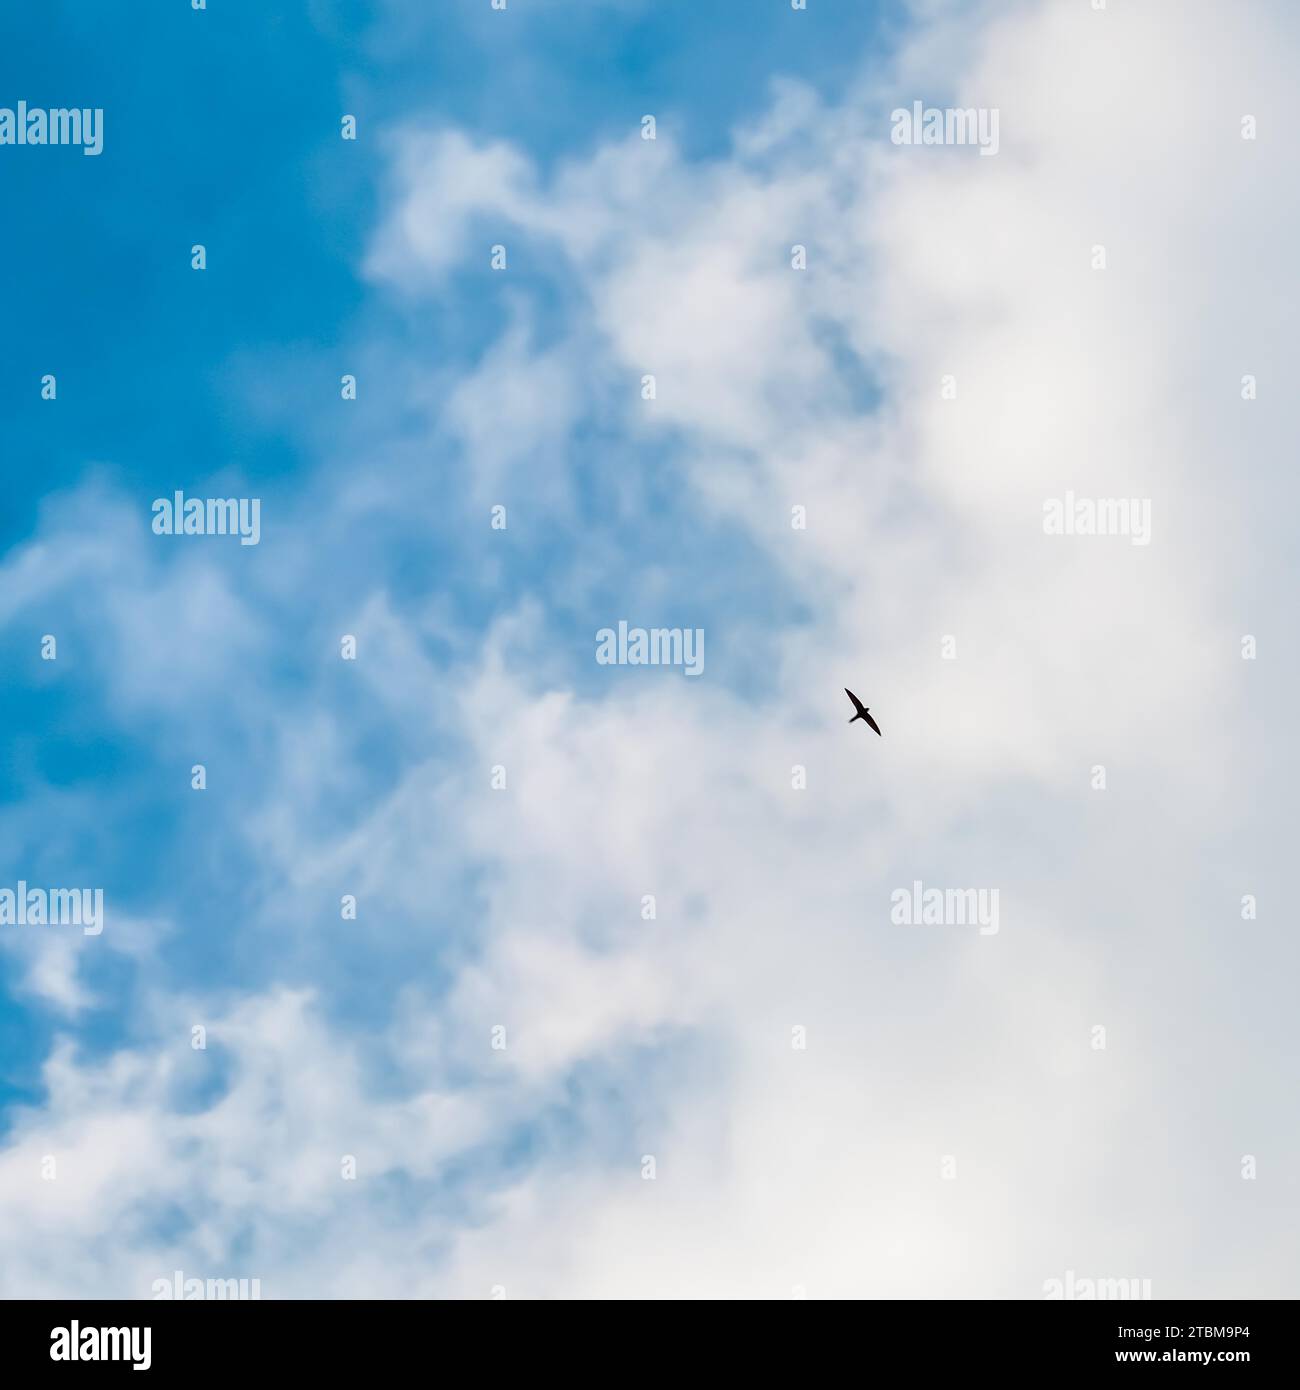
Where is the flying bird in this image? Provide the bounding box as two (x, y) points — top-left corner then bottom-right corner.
(844, 688), (882, 737)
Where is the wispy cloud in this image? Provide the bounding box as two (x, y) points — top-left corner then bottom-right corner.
(1, 0), (1296, 1299)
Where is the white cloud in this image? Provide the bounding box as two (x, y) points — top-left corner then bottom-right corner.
(2, 0), (1297, 1299)
(352, 0), (1300, 1296)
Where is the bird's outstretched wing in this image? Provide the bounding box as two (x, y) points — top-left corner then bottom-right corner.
(844, 687), (868, 716)
(863, 711), (882, 737)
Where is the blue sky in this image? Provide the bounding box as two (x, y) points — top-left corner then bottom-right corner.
(0, 0), (896, 1104)
(1, 0), (1297, 1299)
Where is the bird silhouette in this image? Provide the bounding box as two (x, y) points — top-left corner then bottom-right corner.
(844, 688), (882, 736)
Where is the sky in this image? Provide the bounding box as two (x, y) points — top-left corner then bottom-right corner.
(0, 0), (1297, 1299)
